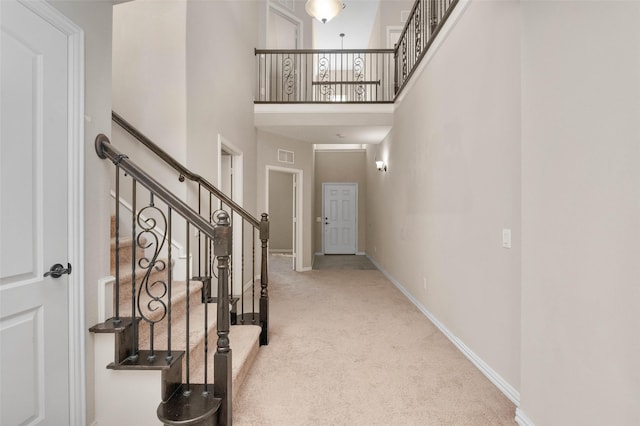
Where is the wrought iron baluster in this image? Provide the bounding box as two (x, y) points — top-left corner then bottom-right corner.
(135, 192), (169, 362)
(131, 180), (138, 359)
(167, 207), (173, 362)
(114, 165), (121, 323)
(252, 227), (256, 317)
(185, 222), (191, 392)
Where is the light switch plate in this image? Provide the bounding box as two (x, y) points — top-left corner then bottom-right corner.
(502, 229), (512, 249)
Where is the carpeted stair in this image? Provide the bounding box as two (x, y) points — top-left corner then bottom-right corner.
(92, 215), (261, 425)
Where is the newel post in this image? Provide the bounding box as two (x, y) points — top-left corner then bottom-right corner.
(213, 211), (232, 426)
(259, 213), (270, 346)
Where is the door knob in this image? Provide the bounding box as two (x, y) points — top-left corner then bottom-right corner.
(44, 263), (72, 278)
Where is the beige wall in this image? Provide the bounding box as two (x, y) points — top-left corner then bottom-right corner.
(48, 1), (113, 423)
(366, 0), (522, 395)
(257, 131), (314, 270)
(314, 151), (367, 254)
(111, 0), (189, 225)
(520, 1), (640, 424)
(269, 171), (294, 251)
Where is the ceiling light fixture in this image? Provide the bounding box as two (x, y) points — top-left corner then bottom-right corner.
(305, 0), (344, 24)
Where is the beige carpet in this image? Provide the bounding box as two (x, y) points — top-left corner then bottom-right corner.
(233, 255), (516, 425)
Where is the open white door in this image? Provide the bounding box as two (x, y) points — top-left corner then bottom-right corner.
(1, 1), (82, 423)
(323, 183), (358, 254)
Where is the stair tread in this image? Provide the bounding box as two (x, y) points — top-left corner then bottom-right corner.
(118, 280), (202, 324)
(191, 324), (261, 395)
(137, 290), (218, 352)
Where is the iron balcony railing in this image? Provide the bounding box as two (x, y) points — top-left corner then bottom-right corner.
(255, 48), (395, 103)
(255, 0), (459, 104)
(394, 0), (459, 96)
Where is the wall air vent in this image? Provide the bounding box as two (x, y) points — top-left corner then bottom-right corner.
(278, 149), (295, 164)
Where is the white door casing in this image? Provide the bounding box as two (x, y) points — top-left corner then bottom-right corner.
(265, 165), (304, 271)
(291, 173), (297, 270)
(217, 135), (244, 296)
(323, 183), (358, 255)
(0, 0), (84, 424)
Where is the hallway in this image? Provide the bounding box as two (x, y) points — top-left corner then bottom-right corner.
(233, 255), (516, 425)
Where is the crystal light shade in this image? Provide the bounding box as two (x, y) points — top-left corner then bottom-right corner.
(305, 0), (343, 24)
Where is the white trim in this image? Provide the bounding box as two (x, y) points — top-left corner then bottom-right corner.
(298, 267), (312, 272)
(266, 0), (303, 48)
(217, 134), (245, 296)
(366, 254), (521, 406)
(97, 276), (115, 323)
(394, 0), (472, 106)
(355, 251), (366, 256)
(515, 408), (536, 426)
(19, 1), (86, 423)
(386, 25), (403, 49)
(265, 165), (304, 272)
(110, 190), (191, 279)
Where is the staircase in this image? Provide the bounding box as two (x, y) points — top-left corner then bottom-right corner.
(91, 133), (269, 426)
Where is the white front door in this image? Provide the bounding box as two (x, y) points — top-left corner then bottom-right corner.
(323, 183), (358, 254)
(1, 1), (72, 424)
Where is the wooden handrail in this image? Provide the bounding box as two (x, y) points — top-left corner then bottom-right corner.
(95, 134), (218, 240)
(112, 111), (260, 229)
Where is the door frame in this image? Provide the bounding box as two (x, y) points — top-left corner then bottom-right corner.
(322, 182), (358, 255)
(265, 165), (304, 272)
(217, 134), (244, 296)
(266, 1), (303, 49)
(14, 0), (86, 423)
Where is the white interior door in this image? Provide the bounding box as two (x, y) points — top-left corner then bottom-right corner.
(1, 0), (72, 424)
(323, 183), (358, 254)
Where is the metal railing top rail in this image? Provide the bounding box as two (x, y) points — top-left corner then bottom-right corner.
(255, 48), (394, 54)
(95, 134), (218, 240)
(111, 111), (260, 229)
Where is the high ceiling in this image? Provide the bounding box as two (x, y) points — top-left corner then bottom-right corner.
(311, 0), (381, 49)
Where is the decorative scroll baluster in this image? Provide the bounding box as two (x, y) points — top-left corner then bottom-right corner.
(318, 55), (333, 101)
(214, 211), (232, 426)
(354, 54), (365, 101)
(135, 194), (168, 362)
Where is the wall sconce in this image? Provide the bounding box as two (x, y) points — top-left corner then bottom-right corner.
(376, 160), (387, 172)
(305, 0), (344, 24)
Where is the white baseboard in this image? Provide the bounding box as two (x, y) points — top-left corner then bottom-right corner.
(366, 254), (521, 406)
(314, 252), (324, 256)
(515, 408), (535, 426)
(298, 266), (312, 272)
(356, 251), (365, 256)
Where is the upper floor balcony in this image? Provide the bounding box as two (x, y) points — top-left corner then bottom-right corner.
(254, 0), (459, 145)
